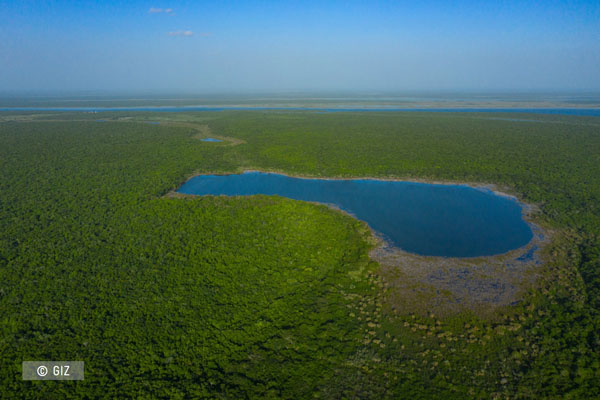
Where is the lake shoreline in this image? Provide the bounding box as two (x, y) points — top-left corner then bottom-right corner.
(171, 169), (551, 314)
(175, 168), (547, 253)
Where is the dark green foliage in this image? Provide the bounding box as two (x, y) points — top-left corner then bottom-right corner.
(1, 112), (600, 398)
(208, 112), (600, 232)
(0, 120), (376, 398)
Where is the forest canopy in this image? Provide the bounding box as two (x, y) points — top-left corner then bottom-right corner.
(1, 111), (599, 398)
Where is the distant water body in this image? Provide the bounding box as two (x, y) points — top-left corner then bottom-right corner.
(177, 172), (533, 258)
(1, 106), (599, 116)
(200, 138), (222, 142)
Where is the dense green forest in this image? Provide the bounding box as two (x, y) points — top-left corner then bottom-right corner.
(1, 111), (599, 398)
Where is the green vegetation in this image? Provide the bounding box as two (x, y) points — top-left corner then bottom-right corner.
(1, 111), (599, 398)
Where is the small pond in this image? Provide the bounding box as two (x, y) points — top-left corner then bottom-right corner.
(177, 172), (533, 257)
(200, 138), (223, 142)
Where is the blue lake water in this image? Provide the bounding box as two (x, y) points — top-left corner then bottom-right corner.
(1, 106), (599, 116)
(201, 138), (223, 142)
(177, 172), (533, 258)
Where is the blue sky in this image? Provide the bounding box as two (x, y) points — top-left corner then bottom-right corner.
(1, 0), (599, 93)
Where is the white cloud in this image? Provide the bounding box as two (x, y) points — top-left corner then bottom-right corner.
(149, 7), (174, 14)
(167, 30), (194, 37)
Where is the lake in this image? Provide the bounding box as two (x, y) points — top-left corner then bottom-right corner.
(177, 172), (533, 258)
(1, 106), (599, 116)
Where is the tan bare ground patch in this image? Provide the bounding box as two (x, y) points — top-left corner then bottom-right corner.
(372, 223), (550, 318)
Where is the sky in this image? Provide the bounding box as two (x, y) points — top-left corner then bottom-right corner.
(1, 0), (599, 94)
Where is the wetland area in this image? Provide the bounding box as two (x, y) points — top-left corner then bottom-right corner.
(177, 170), (545, 315)
(1, 109), (598, 399)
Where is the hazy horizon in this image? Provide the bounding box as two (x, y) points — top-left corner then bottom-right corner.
(1, 1), (599, 93)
